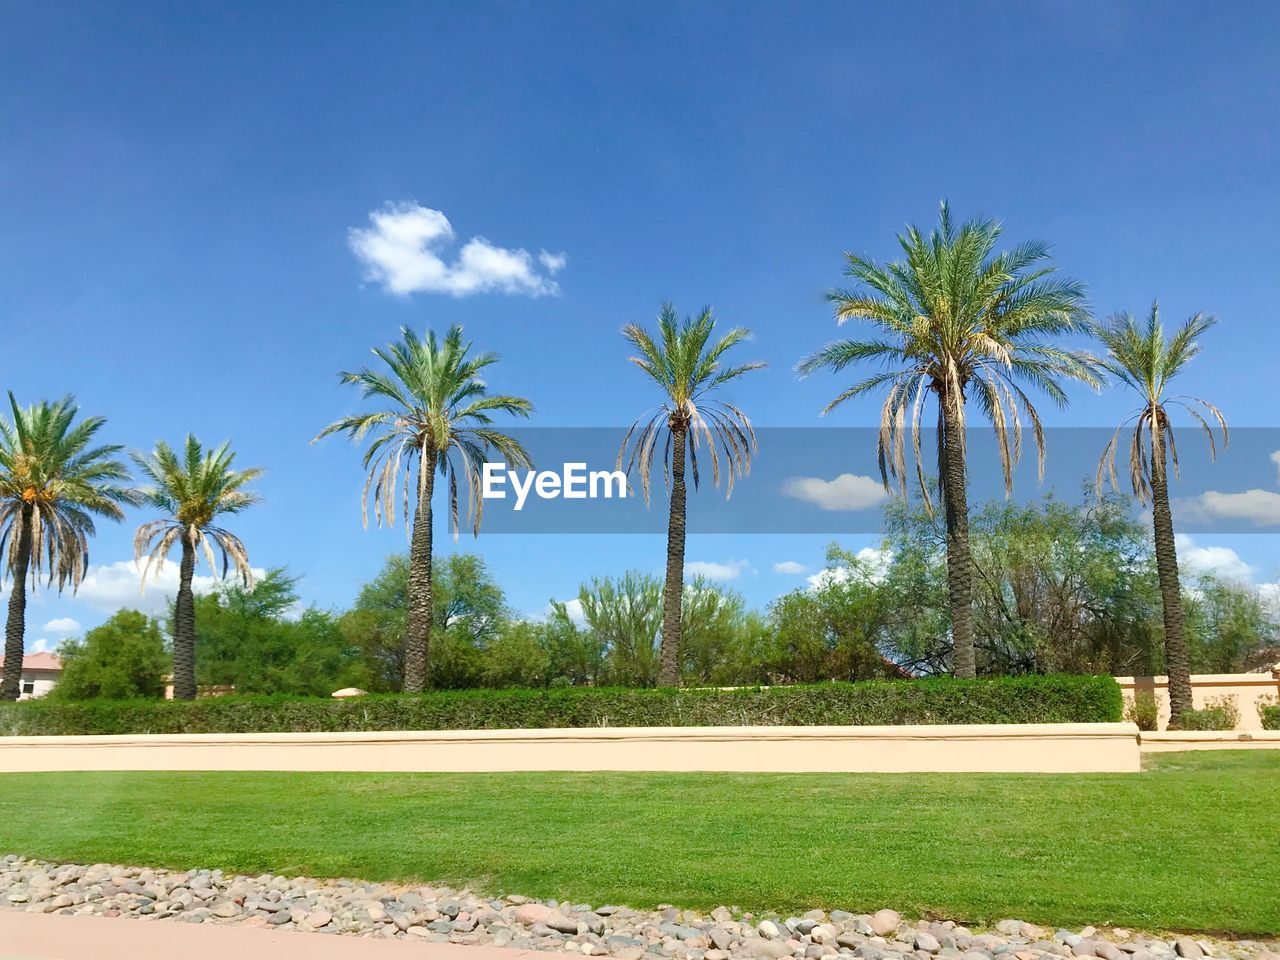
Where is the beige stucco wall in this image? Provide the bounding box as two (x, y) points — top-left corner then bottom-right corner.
(1116, 672), (1279, 731)
(0, 723), (1142, 774)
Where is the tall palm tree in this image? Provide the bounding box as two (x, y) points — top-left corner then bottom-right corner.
(798, 203), (1097, 678)
(316, 325), (533, 693)
(1094, 304), (1226, 727)
(0, 395), (135, 700)
(132, 436), (261, 701)
(618, 304), (765, 686)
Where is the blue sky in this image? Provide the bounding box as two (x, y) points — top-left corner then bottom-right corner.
(3, 1), (1279, 646)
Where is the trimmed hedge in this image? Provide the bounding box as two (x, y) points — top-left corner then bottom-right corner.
(1258, 702), (1279, 731)
(0, 675), (1122, 736)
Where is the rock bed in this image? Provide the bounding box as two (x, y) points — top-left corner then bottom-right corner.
(2, 857), (1275, 960)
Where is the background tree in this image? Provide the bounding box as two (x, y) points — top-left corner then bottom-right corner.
(133, 436), (261, 701)
(339, 551), (513, 691)
(191, 570), (360, 696)
(799, 203), (1096, 678)
(52, 610), (168, 700)
(618, 305), (765, 686)
(1095, 304), (1228, 726)
(0, 395), (135, 700)
(317, 325), (532, 693)
(767, 549), (903, 683)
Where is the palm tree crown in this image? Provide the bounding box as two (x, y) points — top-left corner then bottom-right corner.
(798, 202), (1098, 506)
(316, 324), (534, 534)
(132, 435), (262, 586)
(618, 303), (765, 500)
(0, 394), (135, 592)
(1095, 303), (1227, 500)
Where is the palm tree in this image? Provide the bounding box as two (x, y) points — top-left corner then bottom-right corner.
(0, 395), (135, 701)
(618, 304), (765, 686)
(316, 325), (533, 693)
(1094, 304), (1226, 728)
(798, 203), (1097, 678)
(132, 436), (262, 701)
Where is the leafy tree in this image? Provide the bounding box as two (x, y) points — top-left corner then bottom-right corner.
(1185, 576), (1277, 674)
(191, 570), (359, 696)
(618, 305), (765, 685)
(540, 601), (607, 686)
(317, 326), (532, 693)
(52, 610), (168, 700)
(865, 491), (1162, 676)
(1094, 304), (1227, 726)
(767, 550), (900, 683)
(679, 580), (757, 685)
(799, 204), (1096, 678)
(339, 552), (512, 690)
(0, 395), (135, 700)
(481, 620), (552, 688)
(132, 436), (261, 700)
(575, 571), (663, 686)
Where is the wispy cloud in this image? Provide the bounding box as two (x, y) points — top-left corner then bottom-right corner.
(773, 560), (808, 575)
(41, 617), (81, 634)
(782, 473), (888, 511)
(349, 202), (566, 297)
(685, 559), (753, 582)
(74, 559), (268, 616)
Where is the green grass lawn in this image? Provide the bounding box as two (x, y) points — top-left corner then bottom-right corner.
(2, 751), (1276, 935)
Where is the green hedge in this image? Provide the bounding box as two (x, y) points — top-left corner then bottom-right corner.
(1259, 703), (1280, 731)
(0, 675), (1122, 736)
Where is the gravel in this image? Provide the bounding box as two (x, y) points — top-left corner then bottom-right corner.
(2, 855), (1275, 960)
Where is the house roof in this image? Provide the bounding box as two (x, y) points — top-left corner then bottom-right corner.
(0, 652), (62, 672)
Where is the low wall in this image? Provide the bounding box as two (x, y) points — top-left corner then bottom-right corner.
(0, 723), (1141, 774)
(1116, 672), (1278, 731)
(1139, 729), (1280, 752)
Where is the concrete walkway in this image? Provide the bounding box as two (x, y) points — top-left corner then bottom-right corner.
(0, 912), (543, 960)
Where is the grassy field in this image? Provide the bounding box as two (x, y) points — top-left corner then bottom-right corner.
(2, 751), (1276, 935)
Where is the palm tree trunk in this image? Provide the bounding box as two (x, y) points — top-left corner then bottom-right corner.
(403, 446), (437, 693)
(1150, 422), (1193, 727)
(658, 423), (688, 687)
(939, 396), (976, 678)
(172, 535), (198, 701)
(0, 504), (34, 701)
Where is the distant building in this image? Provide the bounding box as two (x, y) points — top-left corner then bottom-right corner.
(0, 652), (62, 700)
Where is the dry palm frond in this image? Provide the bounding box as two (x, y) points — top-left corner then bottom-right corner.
(315, 325), (533, 536)
(798, 202), (1099, 512)
(0, 394), (136, 594)
(131, 435), (261, 588)
(617, 304), (766, 504)
(1093, 304), (1227, 504)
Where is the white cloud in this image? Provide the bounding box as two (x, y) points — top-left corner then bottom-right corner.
(1182, 489), (1280, 527)
(1271, 450), (1280, 484)
(773, 561), (808, 575)
(782, 474), (888, 511)
(41, 617), (82, 634)
(685, 559), (753, 582)
(806, 547), (892, 590)
(30, 637), (55, 654)
(1176, 535), (1255, 583)
(75, 559), (268, 616)
(349, 202), (566, 298)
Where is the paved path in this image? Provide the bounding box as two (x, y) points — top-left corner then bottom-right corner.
(0, 912), (542, 960)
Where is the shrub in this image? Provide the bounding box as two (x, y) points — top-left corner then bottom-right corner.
(1124, 690), (1160, 731)
(0, 674), (1122, 737)
(1177, 695), (1241, 731)
(1257, 696), (1279, 731)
